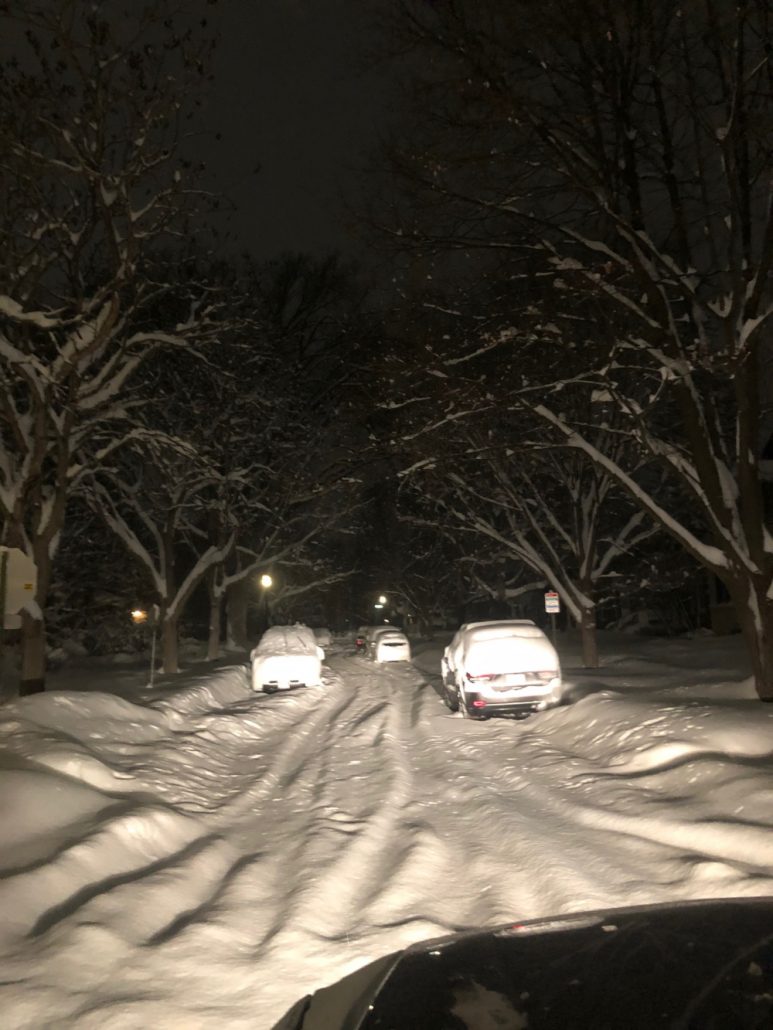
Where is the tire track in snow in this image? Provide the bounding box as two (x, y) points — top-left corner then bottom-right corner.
(147, 667), (397, 959)
(276, 664), (456, 943)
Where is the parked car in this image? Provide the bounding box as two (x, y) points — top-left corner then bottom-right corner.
(364, 624), (392, 657)
(250, 624), (324, 693)
(354, 625), (371, 654)
(373, 629), (411, 664)
(441, 620), (562, 718)
(312, 627), (332, 648)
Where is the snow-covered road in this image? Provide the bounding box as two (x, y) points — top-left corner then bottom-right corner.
(2, 637), (773, 1028)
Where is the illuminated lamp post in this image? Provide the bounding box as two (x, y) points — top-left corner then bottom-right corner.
(130, 605), (159, 688)
(259, 573), (273, 634)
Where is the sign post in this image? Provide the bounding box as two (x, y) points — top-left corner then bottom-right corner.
(544, 590), (560, 645)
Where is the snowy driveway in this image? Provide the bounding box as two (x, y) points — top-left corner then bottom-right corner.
(2, 637), (773, 1028)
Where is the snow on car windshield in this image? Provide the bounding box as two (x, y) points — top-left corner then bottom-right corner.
(465, 621), (545, 641)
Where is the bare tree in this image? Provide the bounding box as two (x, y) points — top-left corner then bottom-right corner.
(414, 439), (656, 667)
(84, 333), (360, 672)
(378, 0), (773, 697)
(0, 0), (221, 691)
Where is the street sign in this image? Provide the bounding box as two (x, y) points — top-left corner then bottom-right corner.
(0, 547), (37, 614)
(544, 590), (560, 614)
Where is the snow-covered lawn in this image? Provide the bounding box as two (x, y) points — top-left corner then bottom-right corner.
(2, 633), (773, 1029)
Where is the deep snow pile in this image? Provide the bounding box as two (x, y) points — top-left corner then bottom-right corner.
(1, 635), (773, 1029)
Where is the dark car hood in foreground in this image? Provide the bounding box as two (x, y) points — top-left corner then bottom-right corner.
(273, 896), (773, 1029)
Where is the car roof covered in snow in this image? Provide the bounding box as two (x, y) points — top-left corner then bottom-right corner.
(460, 620), (543, 641)
(254, 625), (318, 656)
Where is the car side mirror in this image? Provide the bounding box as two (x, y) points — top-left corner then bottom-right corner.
(317, 646), (325, 660)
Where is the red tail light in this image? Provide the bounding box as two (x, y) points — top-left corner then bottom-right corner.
(472, 699), (487, 708)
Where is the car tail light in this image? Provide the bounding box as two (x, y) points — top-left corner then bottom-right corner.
(472, 699), (487, 708)
(537, 671), (557, 681)
(467, 672), (494, 682)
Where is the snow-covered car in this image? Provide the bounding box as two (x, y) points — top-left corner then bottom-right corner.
(441, 620), (562, 718)
(250, 624), (324, 693)
(364, 624), (392, 656)
(312, 627), (332, 648)
(373, 629), (411, 663)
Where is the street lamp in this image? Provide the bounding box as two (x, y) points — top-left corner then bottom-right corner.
(378, 594), (387, 604)
(130, 605), (159, 688)
(259, 573), (273, 633)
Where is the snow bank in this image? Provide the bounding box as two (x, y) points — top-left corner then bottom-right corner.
(148, 665), (252, 718)
(0, 760), (200, 941)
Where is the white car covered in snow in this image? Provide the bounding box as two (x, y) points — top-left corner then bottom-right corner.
(441, 620), (562, 718)
(373, 629), (411, 664)
(250, 624), (324, 693)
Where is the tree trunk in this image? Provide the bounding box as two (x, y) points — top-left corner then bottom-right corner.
(14, 531), (54, 695)
(735, 582), (773, 701)
(207, 591), (222, 661)
(226, 579), (249, 649)
(20, 611), (46, 695)
(162, 615), (179, 675)
(579, 606), (599, 669)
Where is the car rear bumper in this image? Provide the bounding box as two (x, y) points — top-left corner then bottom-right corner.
(251, 656), (322, 692)
(462, 685), (561, 716)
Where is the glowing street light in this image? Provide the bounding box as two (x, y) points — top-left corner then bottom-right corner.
(259, 573), (273, 631)
(129, 606), (159, 687)
(378, 594), (387, 604)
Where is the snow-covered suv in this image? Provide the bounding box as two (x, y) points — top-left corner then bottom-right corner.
(250, 624), (324, 693)
(441, 620), (562, 718)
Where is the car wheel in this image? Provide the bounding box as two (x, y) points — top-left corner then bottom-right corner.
(457, 687), (469, 718)
(443, 685), (459, 712)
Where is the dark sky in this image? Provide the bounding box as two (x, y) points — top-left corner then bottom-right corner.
(206, 0), (391, 260)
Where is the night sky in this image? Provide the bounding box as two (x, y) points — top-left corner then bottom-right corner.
(206, 0), (390, 259)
